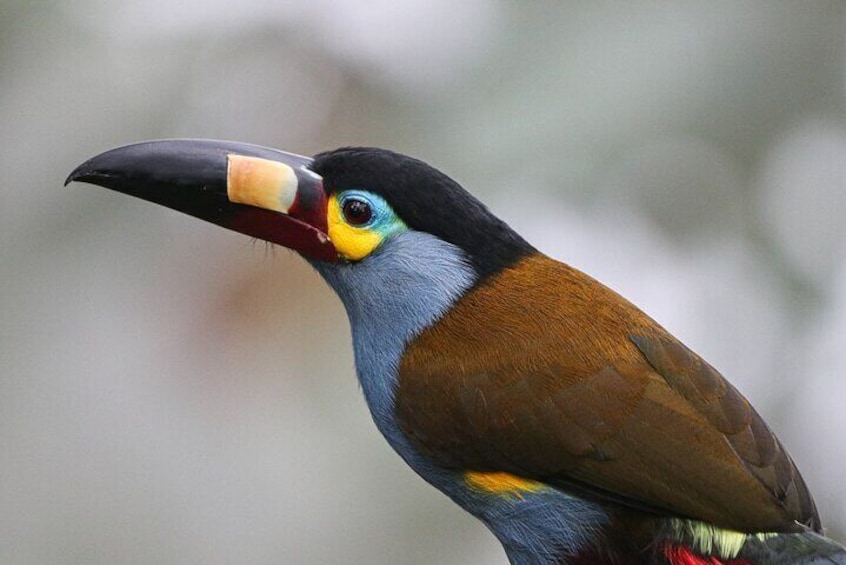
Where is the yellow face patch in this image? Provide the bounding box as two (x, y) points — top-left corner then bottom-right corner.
(327, 194), (382, 260)
(326, 191), (406, 261)
(464, 471), (545, 499)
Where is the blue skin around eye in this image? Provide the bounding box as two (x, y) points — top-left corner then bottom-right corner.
(338, 190), (407, 237)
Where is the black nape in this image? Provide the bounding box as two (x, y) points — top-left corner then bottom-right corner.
(311, 147), (535, 280)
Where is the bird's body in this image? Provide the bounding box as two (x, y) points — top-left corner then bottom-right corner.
(68, 141), (845, 564)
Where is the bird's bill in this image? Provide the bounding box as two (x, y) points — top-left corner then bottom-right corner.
(66, 139), (338, 262)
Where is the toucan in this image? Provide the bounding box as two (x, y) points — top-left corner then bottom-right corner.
(68, 140), (845, 565)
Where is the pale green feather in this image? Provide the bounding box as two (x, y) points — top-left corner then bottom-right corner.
(668, 518), (777, 559)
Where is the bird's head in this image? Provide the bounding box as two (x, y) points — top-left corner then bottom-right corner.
(67, 140), (534, 290)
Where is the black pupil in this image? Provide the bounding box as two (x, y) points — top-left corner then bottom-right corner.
(343, 198), (372, 226)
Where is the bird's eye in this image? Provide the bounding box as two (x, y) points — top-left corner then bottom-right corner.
(342, 197), (373, 226)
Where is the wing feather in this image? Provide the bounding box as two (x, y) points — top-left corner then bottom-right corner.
(395, 254), (819, 532)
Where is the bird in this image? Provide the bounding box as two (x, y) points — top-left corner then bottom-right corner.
(67, 139), (845, 565)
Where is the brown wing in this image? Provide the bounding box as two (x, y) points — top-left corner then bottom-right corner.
(395, 254), (819, 533)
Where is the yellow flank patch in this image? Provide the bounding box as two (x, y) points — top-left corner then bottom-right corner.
(327, 194), (382, 261)
(464, 471), (545, 499)
(227, 154), (297, 213)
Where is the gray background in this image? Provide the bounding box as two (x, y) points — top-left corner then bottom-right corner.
(2, 2), (845, 563)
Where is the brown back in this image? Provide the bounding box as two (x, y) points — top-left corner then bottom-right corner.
(395, 253), (819, 533)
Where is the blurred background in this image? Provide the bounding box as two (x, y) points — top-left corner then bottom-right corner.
(2, 2), (846, 563)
